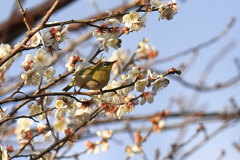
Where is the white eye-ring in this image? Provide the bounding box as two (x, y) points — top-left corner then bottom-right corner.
(102, 63), (108, 67)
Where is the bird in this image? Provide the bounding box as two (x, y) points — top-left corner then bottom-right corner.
(62, 60), (117, 92)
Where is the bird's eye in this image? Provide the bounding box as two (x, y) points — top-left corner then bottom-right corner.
(102, 63), (108, 67)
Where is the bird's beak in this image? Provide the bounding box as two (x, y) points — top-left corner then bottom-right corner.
(112, 60), (118, 63)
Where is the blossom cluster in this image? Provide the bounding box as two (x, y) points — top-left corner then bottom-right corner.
(0, 44), (22, 83)
(92, 0), (178, 52)
(0, 0), (180, 158)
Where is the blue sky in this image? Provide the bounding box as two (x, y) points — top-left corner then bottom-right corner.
(0, 0), (239, 160)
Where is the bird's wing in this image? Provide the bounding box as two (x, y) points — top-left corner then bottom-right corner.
(74, 65), (96, 76)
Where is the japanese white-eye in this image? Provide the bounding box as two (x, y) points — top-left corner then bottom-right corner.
(62, 60), (117, 92)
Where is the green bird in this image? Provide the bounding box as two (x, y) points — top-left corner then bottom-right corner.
(62, 60), (117, 92)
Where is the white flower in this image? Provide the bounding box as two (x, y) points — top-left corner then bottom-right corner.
(101, 80), (121, 102)
(150, 0), (165, 8)
(116, 104), (134, 119)
(40, 29), (54, 47)
(123, 11), (140, 28)
(55, 100), (68, 119)
(109, 49), (128, 75)
(105, 10), (121, 26)
(38, 122), (46, 132)
(26, 32), (43, 47)
(53, 118), (70, 132)
(0, 43), (11, 59)
(40, 23), (69, 52)
(140, 92), (156, 105)
(73, 100), (94, 124)
(131, 144), (144, 155)
(0, 108), (7, 133)
(21, 65), (43, 86)
(151, 0), (178, 20)
(101, 141), (110, 152)
(44, 66), (56, 83)
(158, 119), (165, 128)
(125, 144), (144, 157)
(160, 0), (178, 20)
(20, 54), (35, 71)
(73, 109), (90, 125)
(43, 89), (54, 106)
(147, 69), (159, 79)
(130, 12), (147, 31)
(0, 108), (7, 120)
(135, 39), (158, 59)
(43, 131), (52, 141)
(152, 75), (169, 91)
(41, 23), (69, 45)
(116, 75), (134, 95)
(135, 79), (148, 92)
(122, 11), (146, 31)
(0, 43), (15, 71)
(85, 141), (100, 154)
(35, 48), (51, 66)
(29, 103), (46, 120)
(17, 118), (33, 131)
(96, 130), (113, 139)
(0, 145), (8, 160)
(122, 94), (139, 105)
(128, 67), (147, 81)
(74, 59), (91, 71)
(65, 50), (89, 71)
(55, 25), (69, 43)
(92, 30), (121, 52)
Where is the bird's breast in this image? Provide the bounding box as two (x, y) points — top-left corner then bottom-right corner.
(74, 74), (109, 90)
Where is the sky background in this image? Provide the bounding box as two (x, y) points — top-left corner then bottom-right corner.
(0, 0), (239, 160)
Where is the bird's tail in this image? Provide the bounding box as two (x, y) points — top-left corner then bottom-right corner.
(62, 84), (73, 92)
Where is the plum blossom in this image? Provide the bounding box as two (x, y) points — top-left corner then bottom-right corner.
(135, 39), (158, 59)
(43, 131), (52, 141)
(55, 99), (68, 119)
(40, 23), (69, 51)
(152, 75), (169, 92)
(85, 141), (100, 154)
(0, 145), (8, 160)
(116, 104), (135, 119)
(96, 130), (113, 139)
(34, 48), (51, 66)
(65, 50), (90, 71)
(125, 144), (144, 157)
(105, 10), (121, 26)
(128, 66), (147, 81)
(44, 66), (56, 83)
(38, 123), (46, 133)
(53, 117), (70, 132)
(116, 94), (139, 119)
(101, 80), (121, 102)
(122, 11), (147, 31)
(26, 32), (43, 47)
(140, 92), (157, 105)
(109, 49), (128, 75)
(29, 103), (46, 120)
(135, 79), (148, 92)
(115, 74), (134, 96)
(21, 48), (54, 86)
(96, 130), (113, 151)
(0, 43), (19, 75)
(92, 30), (121, 52)
(148, 69), (169, 91)
(150, 0), (178, 20)
(21, 65), (42, 86)
(0, 108), (7, 133)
